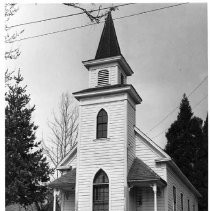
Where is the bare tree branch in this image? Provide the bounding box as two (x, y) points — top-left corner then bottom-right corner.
(63, 3), (117, 23)
(42, 92), (78, 176)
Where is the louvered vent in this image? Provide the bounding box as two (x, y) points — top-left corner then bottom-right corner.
(98, 70), (109, 86)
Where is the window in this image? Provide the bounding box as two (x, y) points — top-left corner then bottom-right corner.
(97, 109), (108, 139)
(136, 188), (142, 206)
(188, 200), (190, 211)
(93, 169), (109, 211)
(120, 73), (124, 84)
(181, 193), (183, 211)
(98, 70), (109, 86)
(173, 186), (176, 211)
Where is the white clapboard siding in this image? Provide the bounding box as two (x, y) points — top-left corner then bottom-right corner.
(127, 100), (136, 171)
(135, 135), (166, 180)
(62, 191), (75, 211)
(77, 96), (128, 211)
(167, 166), (198, 211)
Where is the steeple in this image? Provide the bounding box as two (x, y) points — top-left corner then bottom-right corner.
(95, 11), (121, 60)
(82, 10), (135, 89)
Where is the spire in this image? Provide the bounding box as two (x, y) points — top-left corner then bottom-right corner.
(95, 11), (121, 60)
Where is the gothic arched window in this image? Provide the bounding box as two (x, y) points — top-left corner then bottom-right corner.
(97, 109), (108, 139)
(93, 169), (109, 211)
(98, 70), (109, 86)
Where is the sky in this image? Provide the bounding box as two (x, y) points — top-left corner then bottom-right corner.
(5, 3), (208, 149)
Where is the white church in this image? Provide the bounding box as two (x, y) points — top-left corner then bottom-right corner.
(49, 12), (201, 211)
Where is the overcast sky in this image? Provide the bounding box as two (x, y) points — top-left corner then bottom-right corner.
(6, 3), (208, 149)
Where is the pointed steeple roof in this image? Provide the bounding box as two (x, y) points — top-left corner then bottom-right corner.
(95, 11), (121, 60)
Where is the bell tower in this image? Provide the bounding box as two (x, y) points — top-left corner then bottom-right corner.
(73, 12), (142, 211)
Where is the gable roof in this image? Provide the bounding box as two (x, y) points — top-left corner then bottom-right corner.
(134, 126), (170, 159)
(128, 157), (162, 182)
(134, 126), (201, 197)
(49, 168), (76, 189)
(156, 158), (202, 197)
(95, 11), (121, 60)
(57, 143), (77, 170)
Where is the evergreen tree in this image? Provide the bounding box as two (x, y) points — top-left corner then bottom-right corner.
(165, 94), (208, 211)
(196, 115), (208, 211)
(5, 71), (53, 208)
(165, 94), (195, 180)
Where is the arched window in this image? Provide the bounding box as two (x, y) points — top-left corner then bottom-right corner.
(97, 109), (108, 139)
(93, 169), (109, 211)
(98, 70), (109, 86)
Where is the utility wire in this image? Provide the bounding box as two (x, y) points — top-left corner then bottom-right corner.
(6, 3), (188, 44)
(149, 76), (208, 132)
(151, 94), (208, 139)
(188, 76), (208, 98)
(193, 94), (208, 110)
(7, 3), (134, 29)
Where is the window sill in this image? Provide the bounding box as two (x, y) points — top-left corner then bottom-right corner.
(93, 138), (110, 142)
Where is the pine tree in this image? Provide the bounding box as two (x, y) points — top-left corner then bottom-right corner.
(165, 94), (192, 178)
(5, 71), (53, 208)
(165, 94), (202, 182)
(196, 115), (208, 211)
(165, 94), (208, 211)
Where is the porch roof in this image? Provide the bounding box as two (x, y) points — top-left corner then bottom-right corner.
(128, 157), (166, 186)
(49, 168), (76, 189)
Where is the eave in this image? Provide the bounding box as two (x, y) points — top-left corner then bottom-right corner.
(57, 143), (77, 170)
(73, 84), (142, 104)
(82, 55), (134, 76)
(134, 126), (170, 159)
(155, 158), (202, 198)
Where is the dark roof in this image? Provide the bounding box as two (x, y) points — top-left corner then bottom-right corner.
(48, 168), (76, 189)
(128, 157), (162, 182)
(95, 11), (121, 59)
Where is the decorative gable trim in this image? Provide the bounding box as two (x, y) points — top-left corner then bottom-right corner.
(134, 126), (170, 159)
(57, 143), (77, 170)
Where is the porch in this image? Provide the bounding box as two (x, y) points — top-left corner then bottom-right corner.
(49, 168), (76, 211)
(128, 157), (167, 211)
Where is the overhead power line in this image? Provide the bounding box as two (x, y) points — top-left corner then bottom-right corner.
(6, 2), (188, 44)
(149, 76), (208, 132)
(193, 94), (208, 110)
(7, 3), (134, 29)
(151, 94), (208, 139)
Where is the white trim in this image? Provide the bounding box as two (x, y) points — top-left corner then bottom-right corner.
(83, 55), (133, 76)
(134, 126), (170, 159)
(90, 168), (111, 211)
(75, 105), (82, 211)
(124, 99), (128, 211)
(74, 86), (142, 104)
(57, 144), (77, 169)
(152, 183), (158, 211)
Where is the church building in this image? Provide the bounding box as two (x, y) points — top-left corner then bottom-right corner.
(49, 12), (201, 211)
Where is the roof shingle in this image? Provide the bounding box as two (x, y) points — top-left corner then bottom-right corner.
(128, 157), (161, 182)
(49, 168), (76, 189)
(95, 11), (121, 59)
